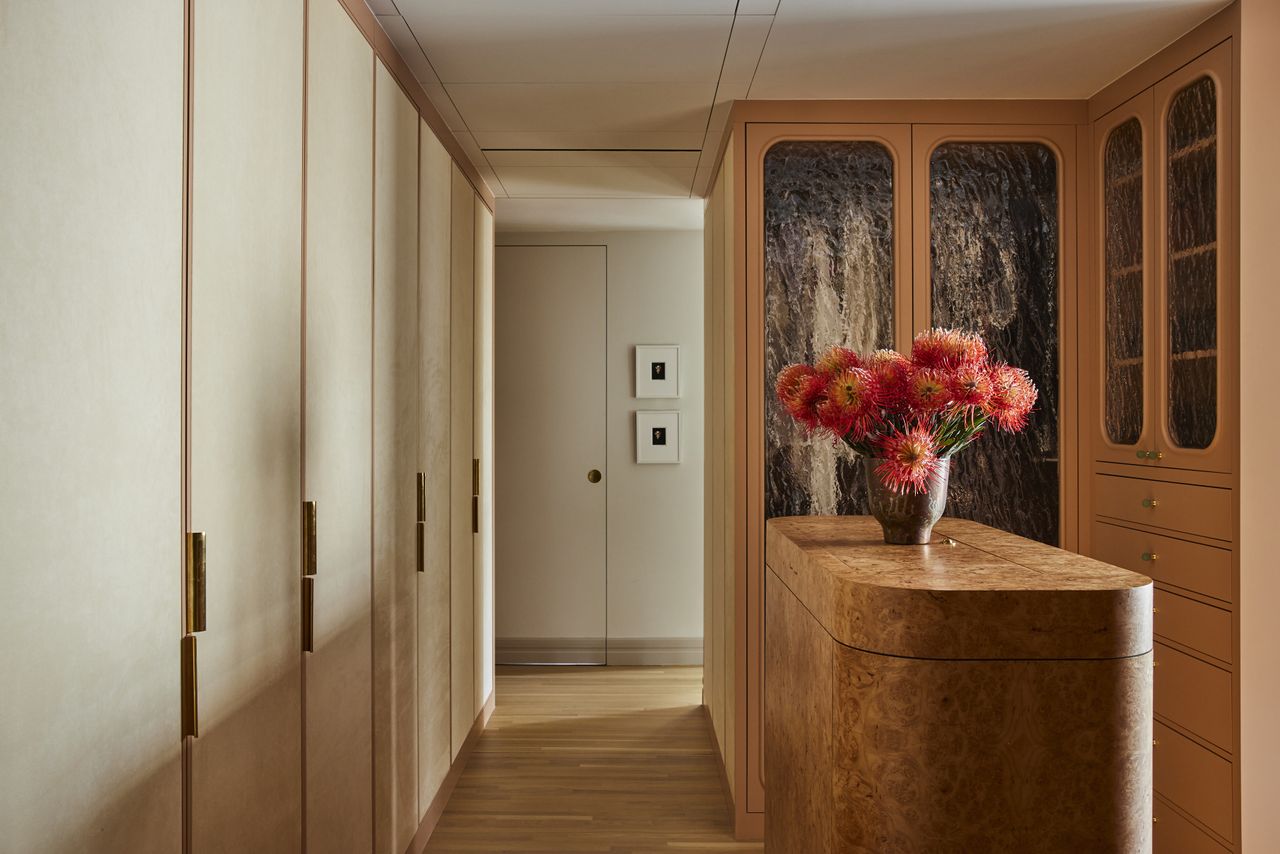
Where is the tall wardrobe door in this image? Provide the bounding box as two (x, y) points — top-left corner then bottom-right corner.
(417, 126), (454, 809)
(188, 0), (304, 850)
(474, 201), (496, 707)
(450, 168), (477, 758)
(753, 126), (912, 520)
(304, 1), (374, 851)
(372, 61), (420, 854)
(0, 4), (184, 850)
(914, 127), (1077, 547)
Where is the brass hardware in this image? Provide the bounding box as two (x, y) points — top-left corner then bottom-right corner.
(945, 538), (958, 546)
(1153, 451), (1164, 461)
(186, 532), (207, 634)
(303, 500), (317, 577)
(416, 521), (426, 574)
(302, 576), (315, 653)
(181, 634), (199, 738)
(417, 472), (426, 523)
(587, 469), (602, 484)
(1142, 498), (1160, 509)
(472, 458), (480, 496)
(1152, 816), (1159, 824)
(1153, 607), (1160, 615)
(1141, 552), (1159, 562)
(1153, 738), (1160, 746)
(1153, 659), (1160, 668)
(472, 496), (479, 534)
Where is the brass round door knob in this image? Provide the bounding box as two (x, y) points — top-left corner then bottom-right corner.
(587, 469), (602, 484)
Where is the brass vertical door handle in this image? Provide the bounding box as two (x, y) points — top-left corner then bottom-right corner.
(416, 472), (426, 523)
(417, 521), (426, 573)
(186, 532), (207, 634)
(302, 576), (315, 653)
(303, 500), (317, 576)
(181, 634), (199, 738)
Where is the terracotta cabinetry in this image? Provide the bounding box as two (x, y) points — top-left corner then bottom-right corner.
(1083, 37), (1240, 853)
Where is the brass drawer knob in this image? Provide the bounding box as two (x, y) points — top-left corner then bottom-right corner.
(1141, 552), (1159, 562)
(1136, 450), (1164, 460)
(1142, 498), (1160, 509)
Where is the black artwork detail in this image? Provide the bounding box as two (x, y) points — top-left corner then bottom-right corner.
(651, 361), (666, 381)
(652, 427), (667, 446)
(929, 142), (1060, 545)
(764, 140), (896, 520)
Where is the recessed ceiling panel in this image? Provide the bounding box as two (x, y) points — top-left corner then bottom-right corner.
(448, 82), (715, 133)
(398, 0), (737, 16)
(749, 0), (1230, 99)
(485, 150), (699, 168)
(494, 165), (697, 198)
(475, 131), (709, 151)
(403, 13), (734, 84)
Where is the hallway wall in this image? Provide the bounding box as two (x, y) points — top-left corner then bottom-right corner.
(496, 230), (705, 664)
(0, 1), (496, 851)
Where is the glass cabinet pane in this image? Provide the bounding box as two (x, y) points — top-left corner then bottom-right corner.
(930, 142), (1060, 545)
(1165, 76), (1219, 450)
(764, 140), (896, 518)
(1103, 118), (1145, 445)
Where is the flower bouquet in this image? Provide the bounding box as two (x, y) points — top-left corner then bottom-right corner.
(775, 328), (1038, 544)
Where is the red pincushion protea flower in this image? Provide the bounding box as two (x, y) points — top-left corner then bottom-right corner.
(815, 345), (861, 377)
(817, 368), (879, 439)
(947, 363), (994, 421)
(905, 368), (950, 414)
(876, 426), (942, 494)
(985, 363), (1038, 431)
(867, 349), (912, 403)
(911, 328), (988, 369)
(775, 364), (827, 430)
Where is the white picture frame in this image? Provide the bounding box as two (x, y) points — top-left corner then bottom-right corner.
(635, 345), (680, 399)
(636, 410), (681, 464)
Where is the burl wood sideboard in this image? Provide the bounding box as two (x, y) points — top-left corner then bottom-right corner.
(765, 516), (1154, 854)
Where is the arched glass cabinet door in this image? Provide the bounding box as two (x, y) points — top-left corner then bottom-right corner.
(1093, 92), (1157, 467)
(1155, 42), (1234, 473)
(924, 138), (1063, 546)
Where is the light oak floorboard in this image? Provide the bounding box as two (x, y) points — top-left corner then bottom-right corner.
(425, 666), (762, 853)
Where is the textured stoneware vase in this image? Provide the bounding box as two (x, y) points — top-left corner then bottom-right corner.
(864, 457), (951, 545)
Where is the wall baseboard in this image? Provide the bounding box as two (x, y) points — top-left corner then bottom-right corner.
(495, 637), (703, 666)
(404, 690), (495, 854)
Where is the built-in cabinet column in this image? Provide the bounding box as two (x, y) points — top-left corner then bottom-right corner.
(474, 204), (496, 707)
(372, 60), (421, 854)
(188, 0), (305, 850)
(0, 3), (184, 850)
(303, 0), (375, 850)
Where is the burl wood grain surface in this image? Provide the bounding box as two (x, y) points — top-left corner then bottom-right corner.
(767, 516), (1152, 659)
(764, 517), (1153, 854)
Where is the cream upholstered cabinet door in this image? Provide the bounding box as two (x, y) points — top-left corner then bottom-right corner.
(494, 245), (608, 665)
(474, 201), (497, 707)
(417, 124), (454, 808)
(0, 2), (184, 850)
(187, 0), (305, 849)
(450, 166), (476, 758)
(304, 0), (375, 851)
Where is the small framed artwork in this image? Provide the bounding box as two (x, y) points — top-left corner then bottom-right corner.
(635, 345), (680, 399)
(636, 410), (681, 464)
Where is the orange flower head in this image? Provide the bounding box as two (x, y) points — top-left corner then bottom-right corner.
(875, 426), (943, 494)
(911, 328), (988, 369)
(947, 363), (994, 419)
(905, 368), (950, 414)
(817, 367), (880, 440)
(984, 363), (1038, 432)
(815, 346), (861, 378)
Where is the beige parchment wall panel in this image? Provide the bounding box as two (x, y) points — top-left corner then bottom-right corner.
(304, 0), (374, 851)
(450, 166), (477, 758)
(373, 60), (420, 854)
(0, 2), (184, 850)
(418, 124), (454, 811)
(474, 201), (496, 706)
(188, 0), (305, 850)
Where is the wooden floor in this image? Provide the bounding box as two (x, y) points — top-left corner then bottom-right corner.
(425, 666), (761, 853)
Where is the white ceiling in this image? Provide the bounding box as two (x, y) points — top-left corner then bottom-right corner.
(370, 0), (1228, 231)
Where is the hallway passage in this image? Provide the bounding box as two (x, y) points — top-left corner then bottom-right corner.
(425, 666), (762, 853)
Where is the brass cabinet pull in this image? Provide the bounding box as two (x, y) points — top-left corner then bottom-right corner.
(416, 472), (426, 523)
(417, 521), (426, 573)
(472, 458), (480, 497)
(186, 532), (207, 634)
(587, 469), (602, 484)
(303, 500), (317, 577)
(472, 496), (479, 534)
(302, 576), (315, 653)
(181, 634), (199, 738)
(1141, 552), (1159, 562)
(1142, 498), (1160, 509)
(1135, 450), (1165, 461)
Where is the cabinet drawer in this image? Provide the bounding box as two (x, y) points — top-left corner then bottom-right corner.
(1095, 475), (1231, 541)
(1092, 521), (1232, 602)
(1154, 643), (1233, 749)
(1154, 795), (1231, 854)
(1154, 721), (1234, 840)
(1155, 588), (1232, 663)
